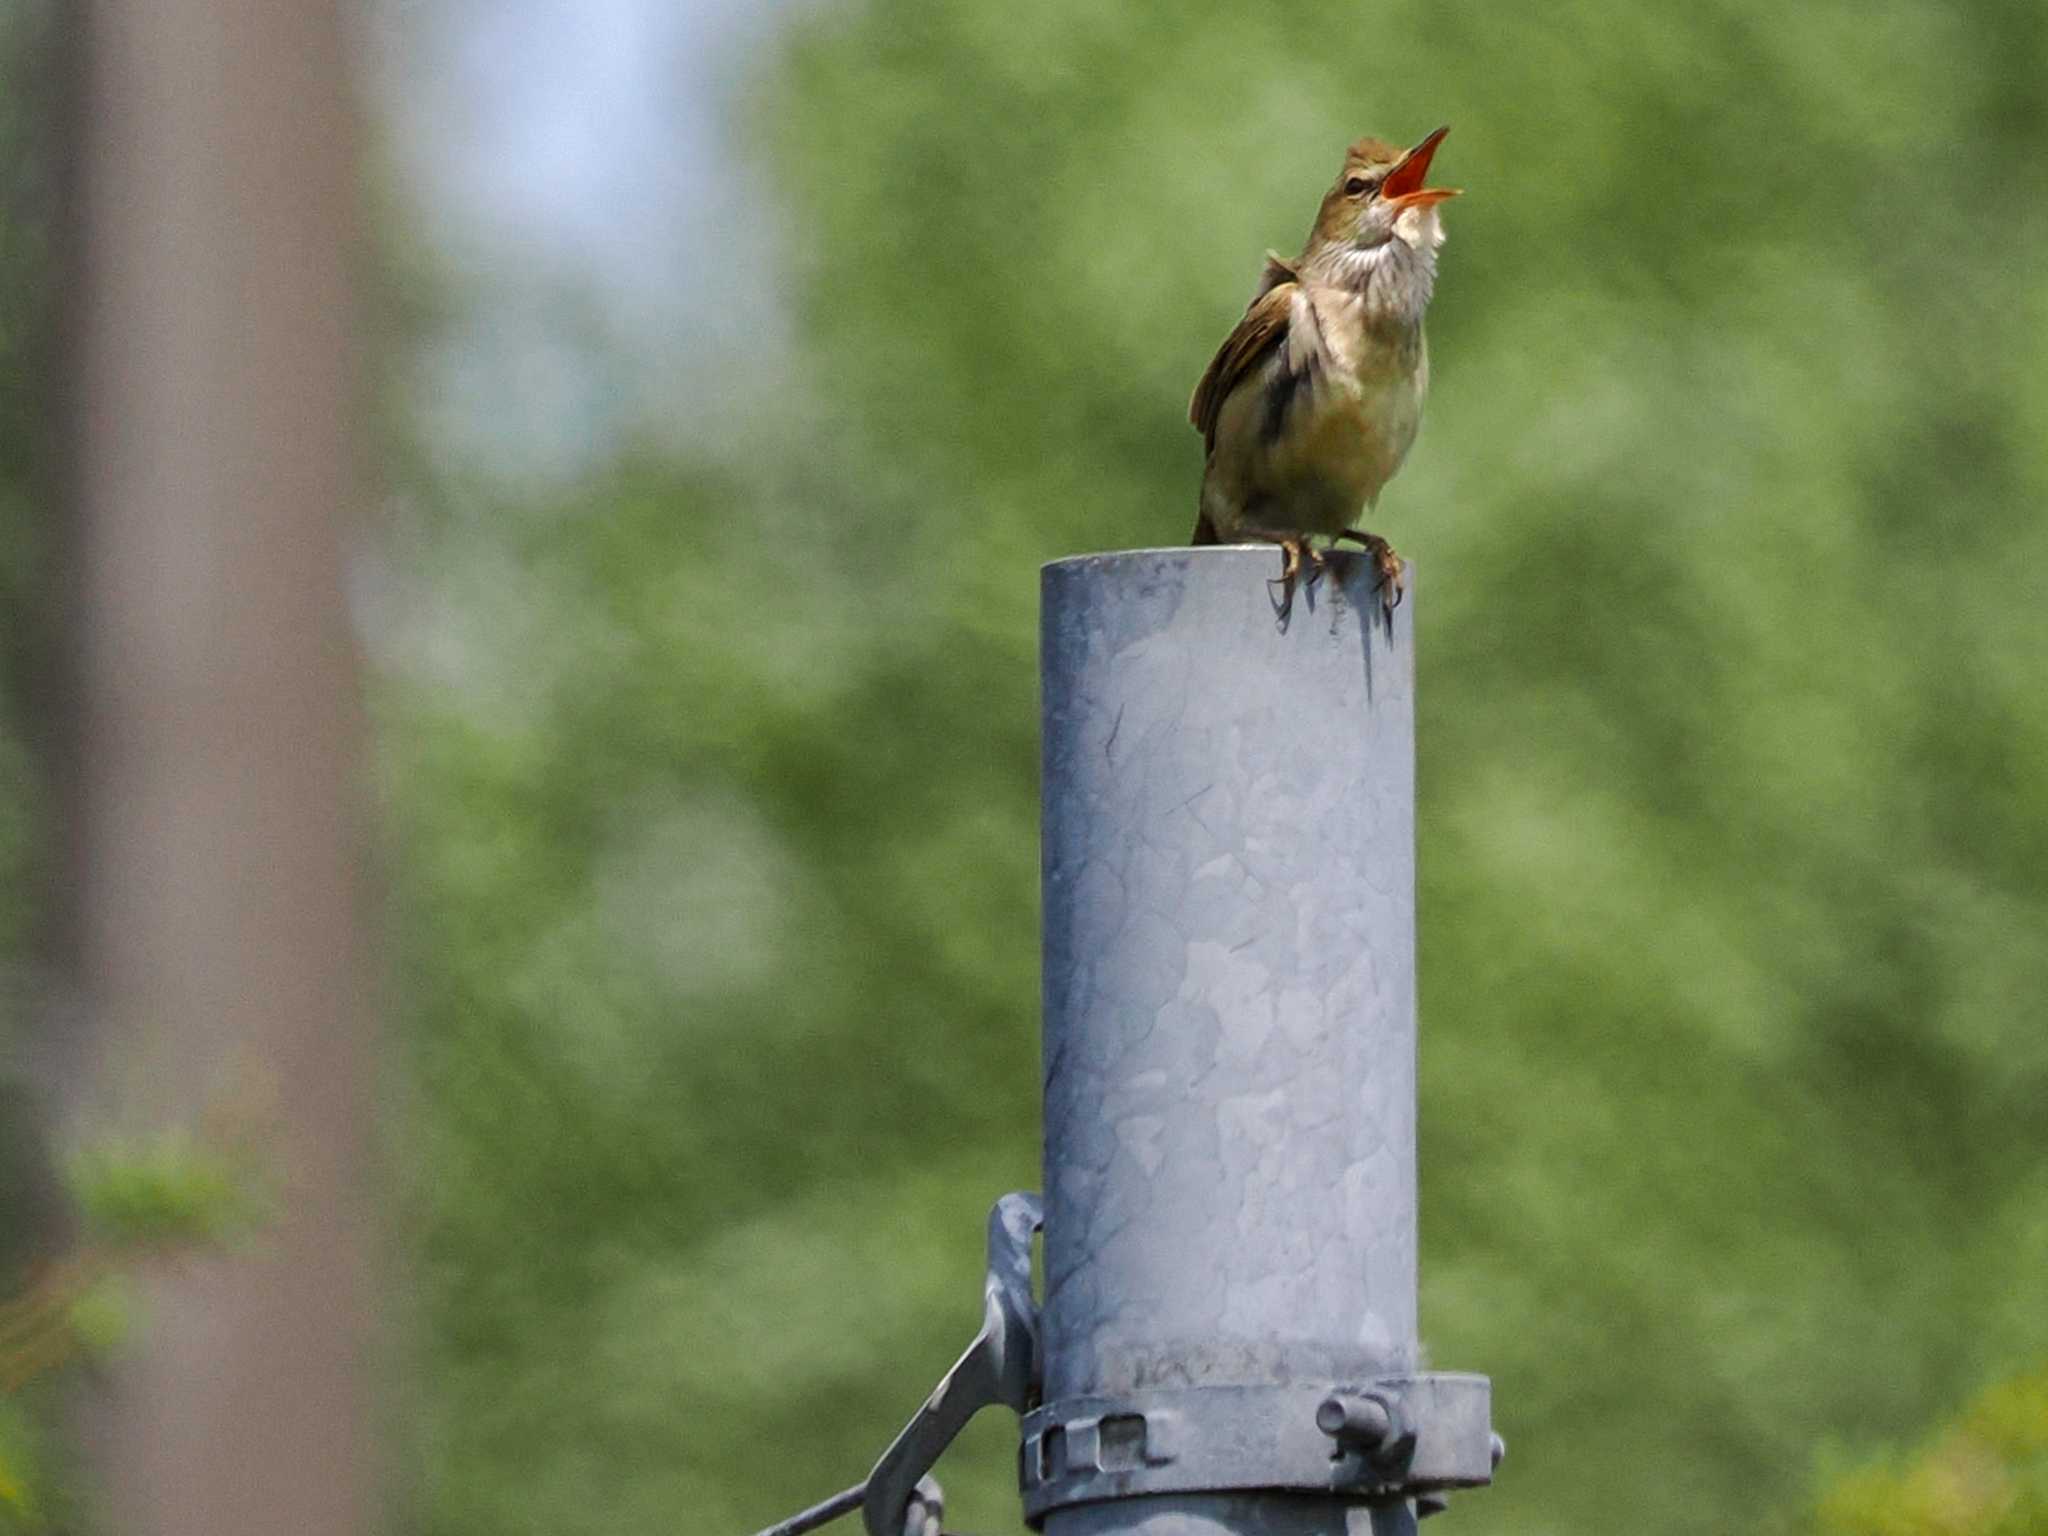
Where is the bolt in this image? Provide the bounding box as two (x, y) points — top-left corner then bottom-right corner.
(1316, 1392), (1395, 1449)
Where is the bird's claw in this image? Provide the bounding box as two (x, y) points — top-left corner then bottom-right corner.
(1336, 529), (1405, 618)
(1261, 537), (1326, 625)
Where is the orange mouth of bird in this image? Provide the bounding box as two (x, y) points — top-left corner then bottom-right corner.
(1381, 125), (1460, 210)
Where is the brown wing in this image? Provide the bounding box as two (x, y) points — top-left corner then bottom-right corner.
(1189, 280), (1296, 451)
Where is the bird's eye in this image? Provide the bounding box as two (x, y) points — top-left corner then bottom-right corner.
(1344, 176), (1376, 197)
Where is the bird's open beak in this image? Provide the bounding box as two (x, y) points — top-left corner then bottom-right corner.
(1380, 125), (1460, 210)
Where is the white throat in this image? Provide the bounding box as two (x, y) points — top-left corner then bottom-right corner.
(1318, 222), (1441, 328)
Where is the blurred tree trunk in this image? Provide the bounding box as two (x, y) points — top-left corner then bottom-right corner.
(59, 0), (371, 1531)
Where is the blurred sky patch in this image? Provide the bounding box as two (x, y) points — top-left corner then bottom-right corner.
(372, 0), (794, 482)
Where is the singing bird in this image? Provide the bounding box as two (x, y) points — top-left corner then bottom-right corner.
(1190, 126), (1460, 618)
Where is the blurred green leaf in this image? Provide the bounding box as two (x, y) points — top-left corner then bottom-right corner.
(66, 1136), (272, 1252)
(1815, 1366), (2048, 1535)
(62, 1272), (136, 1363)
(0, 1399), (50, 1532)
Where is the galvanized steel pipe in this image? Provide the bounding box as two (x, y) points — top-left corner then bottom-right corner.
(1038, 548), (1424, 1535)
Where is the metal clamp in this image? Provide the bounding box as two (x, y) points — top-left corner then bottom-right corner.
(1019, 1374), (1496, 1524)
(861, 1192), (1044, 1536)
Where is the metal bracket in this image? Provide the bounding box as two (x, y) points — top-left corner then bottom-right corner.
(1019, 1374), (1498, 1524)
(861, 1192), (1044, 1536)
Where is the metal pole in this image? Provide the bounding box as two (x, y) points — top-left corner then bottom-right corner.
(1035, 548), (1439, 1535)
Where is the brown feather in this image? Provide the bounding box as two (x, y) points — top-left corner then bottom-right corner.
(1344, 136), (1406, 168)
(1188, 281), (1296, 451)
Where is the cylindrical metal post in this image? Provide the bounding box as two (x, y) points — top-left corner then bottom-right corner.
(1038, 548), (1418, 1536)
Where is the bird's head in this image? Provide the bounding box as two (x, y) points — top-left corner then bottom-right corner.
(1305, 126), (1460, 266)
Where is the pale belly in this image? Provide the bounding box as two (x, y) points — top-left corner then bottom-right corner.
(1204, 332), (1428, 537)
(1265, 370), (1423, 530)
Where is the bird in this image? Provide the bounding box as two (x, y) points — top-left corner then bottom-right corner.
(1189, 126), (1460, 621)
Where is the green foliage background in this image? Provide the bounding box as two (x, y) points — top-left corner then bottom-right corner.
(382, 1), (2048, 1532)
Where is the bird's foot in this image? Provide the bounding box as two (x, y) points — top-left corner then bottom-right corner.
(1334, 529), (1406, 616)
(1239, 528), (1325, 625)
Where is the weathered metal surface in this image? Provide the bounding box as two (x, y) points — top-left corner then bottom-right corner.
(1037, 548), (1444, 1533)
(1042, 1494), (1421, 1536)
(1041, 548), (1419, 1405)
(1019, 1376), (1494, 1520)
